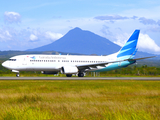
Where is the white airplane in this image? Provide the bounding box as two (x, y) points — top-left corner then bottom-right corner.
(2, 30), (155, 77)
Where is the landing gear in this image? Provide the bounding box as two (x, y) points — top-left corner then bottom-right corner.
(78, 72), (84, 77)
(16, 73), (20, 77)
(66, 74), (72, 77)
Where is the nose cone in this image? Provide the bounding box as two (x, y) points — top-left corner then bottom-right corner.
(2, 61), (8, 68)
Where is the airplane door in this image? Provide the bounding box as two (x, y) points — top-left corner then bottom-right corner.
(22, 57), (27, 65)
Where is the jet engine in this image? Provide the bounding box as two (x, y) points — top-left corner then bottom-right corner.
(61, 66), (78, 74)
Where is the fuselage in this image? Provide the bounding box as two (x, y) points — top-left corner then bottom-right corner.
(2, 53), (116, 71)
(2, 53), (135, 75)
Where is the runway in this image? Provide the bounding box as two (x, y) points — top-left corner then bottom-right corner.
(0, 77), (160, 80)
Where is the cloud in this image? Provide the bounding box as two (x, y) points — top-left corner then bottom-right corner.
(45, 31), (63, 41)
(94, 15), (129, 21)
(131, 16), (138, 19)
(157, 20), (160, 26)
(113, 32), (130, 47)
(138, 33), (160, 53)
(4, 11), (21, 24)
(0, 28), (12, 41)
(113, 32), (160, 54)
(5, 31), (12, 37)
(139, 17), (157, 25)
(94, 14), (160, 28)
(30, 34), (38, 41)
(100, 25), (112, 35)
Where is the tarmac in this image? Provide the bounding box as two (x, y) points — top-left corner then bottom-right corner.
(0, 77), (160, 80)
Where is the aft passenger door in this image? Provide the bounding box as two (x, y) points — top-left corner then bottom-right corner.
(22, 57), (27, 66)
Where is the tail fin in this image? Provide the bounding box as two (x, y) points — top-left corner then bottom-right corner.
(117, 30), (140, 59)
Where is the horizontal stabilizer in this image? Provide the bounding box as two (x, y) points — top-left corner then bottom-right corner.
(128, 56), (156, 61)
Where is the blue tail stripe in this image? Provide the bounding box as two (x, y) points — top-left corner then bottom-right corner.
(127, 30), (139, 42)
(122, 40), (136, 47)
(117, 47), (136, 57)
(118, 48), (133, 55)
(120, 40), (137, 51)
(117, 30), (140, 58)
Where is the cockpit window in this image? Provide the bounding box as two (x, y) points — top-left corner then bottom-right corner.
(8, 59), (16, 61)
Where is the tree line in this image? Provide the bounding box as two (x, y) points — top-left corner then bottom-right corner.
(94, 65), (160, 77)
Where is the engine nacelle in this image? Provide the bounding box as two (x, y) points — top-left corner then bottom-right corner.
(41, 71), (58, 74)
(61, 66), (78, 74)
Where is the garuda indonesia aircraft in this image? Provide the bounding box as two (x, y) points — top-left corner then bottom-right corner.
(2, 30), (154, 77)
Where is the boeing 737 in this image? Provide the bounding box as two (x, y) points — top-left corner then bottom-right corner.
(2, 30), (155, 77)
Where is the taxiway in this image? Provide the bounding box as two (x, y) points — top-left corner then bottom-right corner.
(0, 77), (160, 80)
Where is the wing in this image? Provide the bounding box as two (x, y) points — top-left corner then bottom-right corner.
(76, 56), (156, 71)
(76, 59), (126, 71)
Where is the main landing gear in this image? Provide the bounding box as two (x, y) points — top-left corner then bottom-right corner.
(78, 72), (84, 77)
(66, 72), (84, 77)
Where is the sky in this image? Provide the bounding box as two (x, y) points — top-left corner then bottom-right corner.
(0, 0), (160, 54)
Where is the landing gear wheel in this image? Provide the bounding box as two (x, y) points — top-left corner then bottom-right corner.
(16, 73), (20, 77)
(66, 74), (72, 77)
(78, 73), (84, 77)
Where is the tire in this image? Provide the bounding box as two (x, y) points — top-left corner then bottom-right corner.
(66, 74), (72, 77)
(78, 73), (84, 77)
(16, 73), (20, 77)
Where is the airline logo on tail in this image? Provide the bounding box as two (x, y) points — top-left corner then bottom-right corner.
(117, 30), (140, 59)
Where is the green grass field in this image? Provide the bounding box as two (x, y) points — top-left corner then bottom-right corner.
(0, 80), (159, 120)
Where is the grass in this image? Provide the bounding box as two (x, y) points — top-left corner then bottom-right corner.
(0, 80), (159, 120)
(1, 71), (160, 77)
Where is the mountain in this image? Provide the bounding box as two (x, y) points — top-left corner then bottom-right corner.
(27, 27), (159, 59)
(27, 27), (121, 55)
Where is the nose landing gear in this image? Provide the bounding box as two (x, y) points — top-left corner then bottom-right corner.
(16, 73), (20, 77)
(11, 70), (20, 77)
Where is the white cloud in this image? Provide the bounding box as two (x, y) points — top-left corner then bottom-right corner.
(0, 29), (12, 41)
(5, 31), (12, 37)
(0, 34), (5, 39)
(113, 33), (129, 47)
(45, 31), (63, 41)
(30, 34), (38, 41)
(4, 11), (21, 24)
(94, 15), (129, 21)
(113, 32), (160, 54)
(138, 33), (160, 53)
(139, 17), (157, 25)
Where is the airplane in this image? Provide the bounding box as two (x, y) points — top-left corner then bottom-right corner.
(2, 30), (155, 77)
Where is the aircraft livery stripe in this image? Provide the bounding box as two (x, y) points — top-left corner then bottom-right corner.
(117, 30), (140, 58)
(120, 40), (137, 51)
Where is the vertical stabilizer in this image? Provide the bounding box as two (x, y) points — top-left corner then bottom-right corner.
(117, 30), (140, 59)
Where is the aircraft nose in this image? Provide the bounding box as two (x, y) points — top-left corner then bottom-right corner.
(2, 61), (8, 68)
